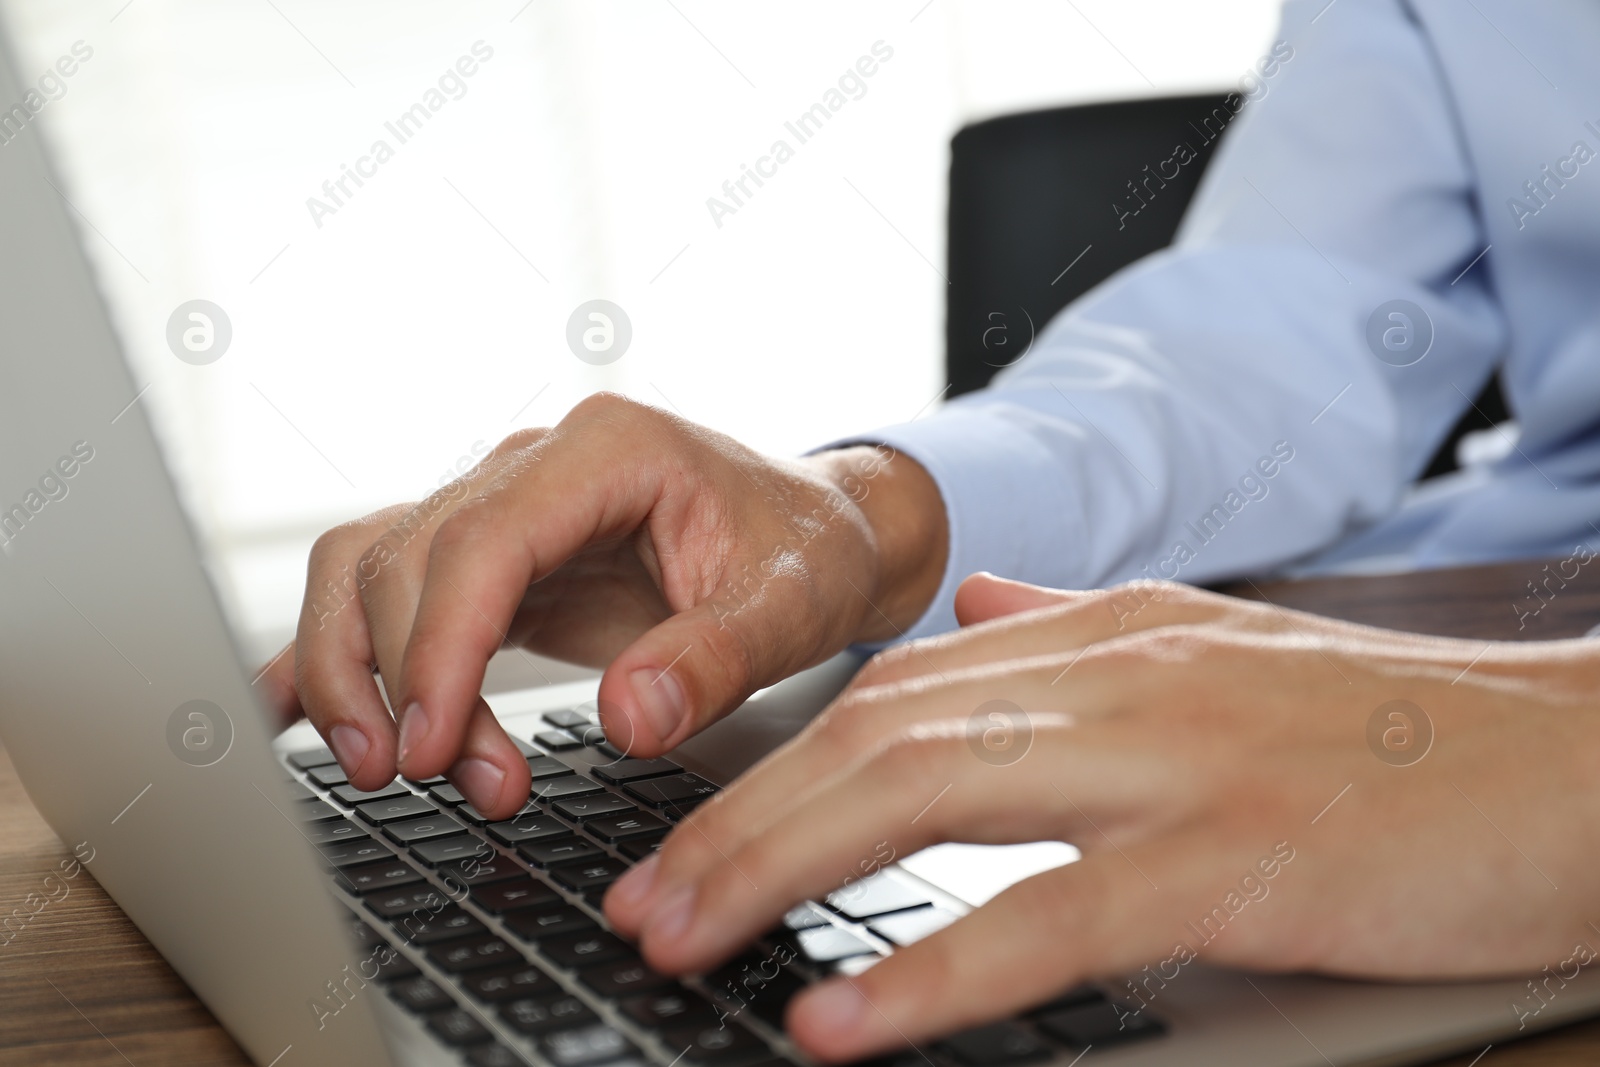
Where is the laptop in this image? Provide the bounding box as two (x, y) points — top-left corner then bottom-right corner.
(2, 20), (1599, 1067)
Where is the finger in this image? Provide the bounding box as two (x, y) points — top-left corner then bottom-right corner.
(629, 721), (1153, 974)
(594, 591), (805, 759)
(445, 698), (534, 820)
(253, 641), (302, 732)
(953, 572), (1084, 624)
(394, 419), (655, 779)
(860, 578), (1223, 691)
(610, 648), (1155, 928)
(787, 841), (1208, 1061)
(294, 528), (401, 791)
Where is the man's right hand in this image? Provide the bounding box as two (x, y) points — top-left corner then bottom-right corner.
(256, 393), (948, 818)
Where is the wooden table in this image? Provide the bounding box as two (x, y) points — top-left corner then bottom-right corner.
(3, 559), (1599, 1066)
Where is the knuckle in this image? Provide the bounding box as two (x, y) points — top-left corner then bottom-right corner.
(495, 426), (548, 455)
(852, 644), (916, 688)
(569, 390), (650, 426)
(428, 495), (499, 558)
(876, 729), (959, 784)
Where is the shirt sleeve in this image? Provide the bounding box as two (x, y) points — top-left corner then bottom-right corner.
(825, 0), (1509, 642)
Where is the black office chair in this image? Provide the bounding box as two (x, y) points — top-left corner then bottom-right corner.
(944, 95), (1504, 479)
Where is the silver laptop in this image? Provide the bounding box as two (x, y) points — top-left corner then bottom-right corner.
(2, 21), (1598, 1067)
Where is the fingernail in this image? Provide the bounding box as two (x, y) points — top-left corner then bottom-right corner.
(645, 883), (696, 944)
(397, 702), (429, 764)
(630, 667), (686, 746)
(609, 854), (660, 910)
(329, 724), (369, 776)
(799, 979), (867, 1033)
(451, 758), (506, 811)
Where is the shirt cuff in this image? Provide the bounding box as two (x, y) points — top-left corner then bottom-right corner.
(814, 404), (1085, 648)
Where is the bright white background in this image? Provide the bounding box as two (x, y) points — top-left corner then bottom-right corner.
(4, 0), (1282, 657)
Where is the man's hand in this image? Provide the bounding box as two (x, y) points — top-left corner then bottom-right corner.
(604, 574), (1600, 1061)
(258, 394), (947, 817)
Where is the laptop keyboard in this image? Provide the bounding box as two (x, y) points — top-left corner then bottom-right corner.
(283, 702), (1166, 1066)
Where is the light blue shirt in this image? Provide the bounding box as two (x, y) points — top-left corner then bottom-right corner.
(848, 0), (1600, 641)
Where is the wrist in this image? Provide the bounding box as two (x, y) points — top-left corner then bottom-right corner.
(807, 445), (949, 643)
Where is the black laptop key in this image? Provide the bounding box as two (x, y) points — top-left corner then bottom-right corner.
(621, 989), (720, 1030)
(707, 955), (805, 1028)
(463, 963), (555, 1004)
(298, 799), (345, 823)
(330, 781), (411, 806)
(488, 814), (571, 846)
(288, 746), (338, 770)
(587, 812), (669, 843)
(623, 773), (719, 809)
(471, 877), (560, 914)
(543, 709), (591, 729)
(503, 905), (597, 942)
(553, 794), (638, 821)
(938, 1023), (1052, 1066)
(410, 834), (494, 867)
(425, 1006), (494, 1046)
(536, 729), (583, 751)
(618, 833), (668, 861)
(366, 885), (452, 919)
(427, 782), (467, 805)
(570, 723), (608, 747)
(501, 994), (597, 1035)
(350, 917), (386, 948)
(319, 837), (390, 868)
(520, 838), (602, 868)
(357, 794), (439, 824)
(306, 763), (351, 788)
(1024, 985), (1105, 1017)
(541, 1023), (635, 1067)
(306, 819), (370, 846)
(578, 956), (673, 998)
(389, 975), (454, 1014)
(384, 813), (464, 845)
(532, 775), (604, 802)
(550, 857), (626, 893)
(373, 948), (420, 982)
(527, 755), (575, 780)
(594, 758), (681, 784)
(430, 934), (519, 973)
(337, 858), (423, 894)
(1034, 1000), (1165, 1049)
(542, 930), (631, 969)
(450, 853), (527, 886)
(468, 1045), (530, 1067)
(664, 1022), (770, 1066)
(396, 904), (486, 945)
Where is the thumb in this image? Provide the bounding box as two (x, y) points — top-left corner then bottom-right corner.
(596, 599), (778, 758)
(954, 572), (1084, 627)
